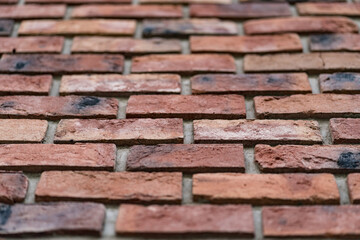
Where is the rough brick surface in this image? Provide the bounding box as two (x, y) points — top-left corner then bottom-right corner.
(0, 5), (66, 19)
(127, 144), (245, 172)
(348, 174), (360, 203)
(0, 119), (47, 143)
(54, 118), (183, 145)
(0, 172), (28, 204)
(126, 95), (246, 119)
(36, 171), (182, 204)
(140, 0), (231, 3)
(310, 34), (360, 52)
(330, 118), (360, 144)
(193, 173), (339, 204)
(319, 73), (360, 93)
(27, 0), (130, 3)
(0, 37), (64, 53)
(297, 3), (360, 16)
(0, 74), (52, 95)
(0, 20), (14, 36)
(116, 204), (254, 237)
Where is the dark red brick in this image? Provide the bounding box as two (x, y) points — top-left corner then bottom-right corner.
(319, 73), (360, 93)
(0, 37), (64, 53)
(0, 20), (14, 36)
(0, 172), (28, 204)
(330, 118), (360, 144)
(0, 5), (66, 19)
(0, 74), (51, 95)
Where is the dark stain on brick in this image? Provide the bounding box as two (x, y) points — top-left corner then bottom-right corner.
(0, 101), (15, 109)
(331, 73), (357, 82)
(75, 96), (100, 110)
(142, 26), (156, 36)
(337, 152), (360, 169)
(267, 76), (282, 84)
(311, 34), (342, 47)
(15, 61), (27, 70)
(201, 76), (213, 83)
(0, 205), (11, 225)
(0, 27), (3, 32)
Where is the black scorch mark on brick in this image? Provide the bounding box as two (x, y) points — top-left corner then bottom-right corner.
(0, 205), (11, 225)
(337, 152), (360, 169)
(14, 61), (27, 70)
(200, 76), (213, 82)
(311, 34), (342, 47)
(75, 96), (100, 110)
(0, 101), (15, 109)
(331, 73), (357, 82)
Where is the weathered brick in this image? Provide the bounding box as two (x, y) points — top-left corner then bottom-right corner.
(319, 73), (360, 93)
(297, 3), (360, 16)
(191, 73), (311, 95)
(190, 3), (291, 19)
(0, 37), (64, 53)
(0, 0), (17, 3)
(0, 5), (66, 19)
(0, 202), (105, 236)
(193, 173), (339, 204)
(27, 0), (130, 3)
(54, 118), (183, 145)
(244, 17), (358, 35)
(194, 119), (322, 145)
(131, 54), (236, 74)
(72, 5), (182, 18)
(18, 20), (136, 36)
(0, 54), (124, 74)
(126, 95), (246, 119)
(347, 174), (360, 203)
(127, 144), (245, 172)
(0, 144), (115, 172)
(255, 144), (360, 173)
(140, 0), (231, 4)
(310, 34), (360, 52)
(71, 37), (181, 54)
(263, 205), (360, 238)
(254, 94), (360, 119)
(0, 172), (28, 204)
(0, 20), (14, 36)
(36, 171), (182, 204)
(116, 204), (254, 237)
(60, 74), (181, 96)
(190, 34), (302, 54)
(0, 119), (47, 143)
(330, 118), (360, 144)
(142, 19), (237, 37)
(0, 96), (118, 120)
(0, 74), (51, 95)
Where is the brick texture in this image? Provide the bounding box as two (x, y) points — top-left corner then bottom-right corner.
(0, 172), (28, 204)
(0, 74), (52, 95)
(0, 37), (64, 53)
(0, 119), (47, 143)
(310, 34), (360, 52)
(330, 118), (360, 144)
(297, 3), (360, 16)
(0, 20), (14, 36)
(139, 0), (231, 4)
(348, 174), (360, 204)
(0, 5), (66, 19)
(319, 73), (360, 93)
(27, 0), (131, 3)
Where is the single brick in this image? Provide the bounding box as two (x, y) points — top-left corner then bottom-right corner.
(36, 171), (182, 204)
(0, 144), (115, 172)
(0, 0), (17, 3)
(191, 73), (311, 95)
(126, 95), (246, 119)
(0, 74), (52, 95)
(255, 144), (360, 173)
(26, 0), (130, 3)
(60, 74), (181, 96)
(0, 202), (105, 236)
(142, 19), (237, 37)
(0, 172), (28, 204)
(0, 54), (124, 74)
(319, 73), (360, 93)
(193, 173), (339, 204)
(72, 5), (182, 18)
(310, 34), (360, 52)
(348, 174), (360, 203)
(263, 205), (360, 238)
(0, 5), (66, 19)
(127, 144), (245, 172)
(190, 34), (302, 54)
(0, 37), (64, 53)
(330, 118), (360, 144)
(140, 0), (231, 4)
(244, 17), (358, 35)
(194, 119), (322, 145)
(18, 20), (136, 36)
(71, 37), (181, 54)
(254, 94), (360, 119)
(116, 204), (254, 237)
(131, 54), (236, 74)
(297, 3), (360, 16)
(0, 119), (47, 143)
(190, 3), (291, 19)
(54, 118), (183, 145)
(0, 95), (118, 120)
(0, 20), (14, 36)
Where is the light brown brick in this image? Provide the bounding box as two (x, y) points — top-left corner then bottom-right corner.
(140, 0), (231, 4)
(0, 37), (63, 53)
(54, 118), (183, 145)
(0, 74), (51, 95)
(320, 73), (360, 93)
(0, 172), (28, 204)
(0, 119), (47, 143)
(0, 5), (66, 19)
(330, 118), (360, 144)
(310, 34), (360, 52)
(297, 3), (360, 16)
(36, 171), (182, 204)
(0, 20), (14, 36)
(348, 174), (360, 203)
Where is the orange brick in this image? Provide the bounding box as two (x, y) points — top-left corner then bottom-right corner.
(347, 174), (360, 203)
(0, 119), (47, 143)
(0, 5), (66, 19)
(297, 3), (360, 16)
(330, 118), (360, 144)
(0, 172), (28, 204)
(0, 37), (63, 53)
(0, 74), (51, 95)
(26, 0), (131, 4)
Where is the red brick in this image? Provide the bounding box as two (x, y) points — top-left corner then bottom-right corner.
(0, 202), (105, 236)
(297, 3), (360, 16)
(0, 54), (124, 74)
(0, 96), (118, 120)
(193, 173), (339, 204)
(0, 37), (63, 53)
(72, 5), (182, 18)
(254, 94), (360, 119)
(194, 119), (322, 145)
(310, 34), (360, 52)
(27, 0), (130, 3)
(191, 73), (311, 95)
(127, 144), (245, 172)
(18, 20), (136, 36)
(0, 5), (66, 19)
(60, 74), (181, 96)
(263, 205), (360, 238)
(0, 20), (14, 36)
(0, 144), (115, 172)
(116, 204), (254, 237)
(131, 54), (236, 74)
(190, 3), (291, 19)
(255, 144), (360, 173)
(0, 119), (47, 143)
(0, 0), (17, 3)
(0, 172), (28, 204)
(244, 17), (358, 35)
(190, 34), (302, 54)
(126, 95), (246, 119)
(142, 19), (237, 37)
(54, 118), (183, 145)
(71, 37), (181, 54)
(320, 73), (360, 93)
(330, 118), (360, 144)
(36, 171), (182, 204)
(0, 74), (51, 95)
(348, 174), (360, 203)
(140, 0), (231, 4)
